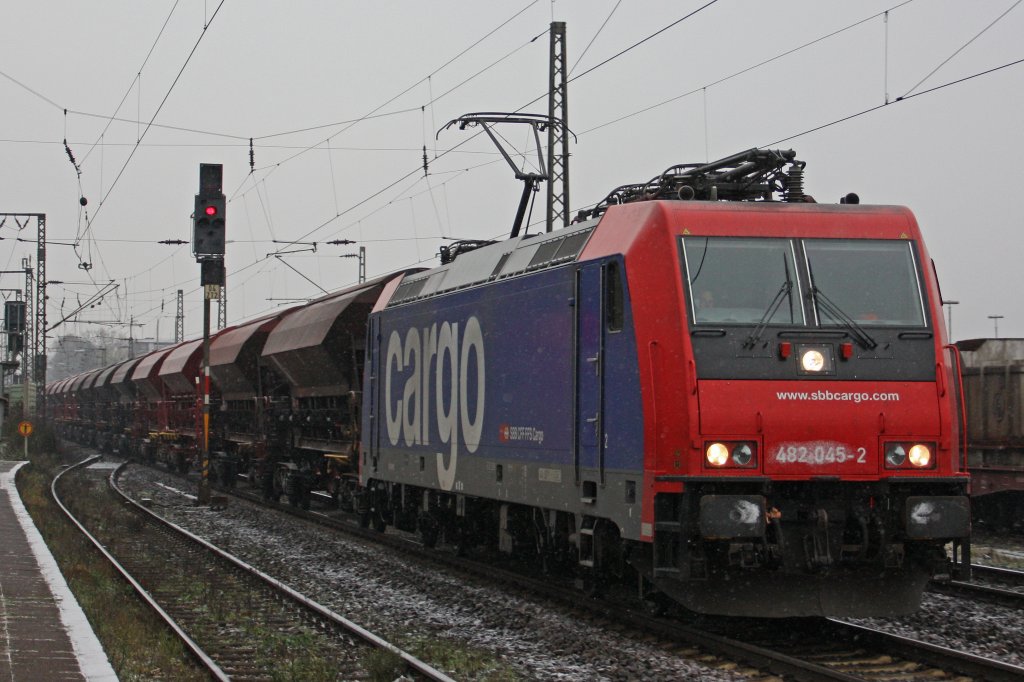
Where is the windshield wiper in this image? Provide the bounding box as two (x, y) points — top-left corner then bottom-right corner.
(745, 256), (795, 349)
(744, 280), (793, 349)
(811, 286), (878, 350)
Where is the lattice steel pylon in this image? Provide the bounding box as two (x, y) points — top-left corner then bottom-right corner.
(175, 289), (184, 342)
(546, 21), (569, 232)
(217, 279), (226, 329)
(1, 213), (46, 413)
(23, 258), (32, 416)
(35, 214), (45, 410)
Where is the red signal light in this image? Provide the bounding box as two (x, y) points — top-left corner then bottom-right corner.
(204, 205), (218, 216)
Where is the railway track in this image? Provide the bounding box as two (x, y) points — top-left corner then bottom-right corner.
(929, 563), (1024, 609)
(176, 469), (1023, 681)
(105, 456), (1024, 680)
(731, 617), (1024, 681)
(53, 455), (454, 682)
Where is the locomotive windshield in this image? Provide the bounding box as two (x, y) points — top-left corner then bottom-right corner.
(682, 237), (804, 325)
(804, 239), (926, 327)
(682, 237), (927, 328)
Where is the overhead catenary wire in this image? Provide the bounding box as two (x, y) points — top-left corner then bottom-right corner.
(208, 2), (755, 313)
(71, 0), (729, 326)
(78, 0), (229, 246)
(227, 0), (542, 213)
(901, 0), (1022, 97)
(230, 26), (547, 207)
(2, 1), (551, 320)
(249, 2), (540, 143)
(79, 0), (185, 166)
(51, 2), (557, 327)
(578, 0), (917, 137)
(25, 4), (1020, 339)
(568, 0), (621, 76)
(761, 56), (1024, 148)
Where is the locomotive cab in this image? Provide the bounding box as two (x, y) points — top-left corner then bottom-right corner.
(617, 202), (972, 617)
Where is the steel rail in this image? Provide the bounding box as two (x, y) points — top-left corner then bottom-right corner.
(51, 455), (229, 681)
(827, 618), (1024, 681)
(971, 563), (1024, 583)
(221, 483), (867, 681)
(152, 460), (1024, 681)
(110, 462), (455, 682)
(928, 562), (1024, 609)
(248, 485), (1024, 681)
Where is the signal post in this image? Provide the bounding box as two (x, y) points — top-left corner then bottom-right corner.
(192, 164), (226, 505)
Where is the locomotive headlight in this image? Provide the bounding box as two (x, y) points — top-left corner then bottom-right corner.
(908, 444), (932, 467)
(705, 441), (757, 468)
(886, 444), (907, 467)
(706, 442), (730, 466)
(732, 443), (753, 466)
(885, 442), (935, 469)
(801, 349), (825, 372)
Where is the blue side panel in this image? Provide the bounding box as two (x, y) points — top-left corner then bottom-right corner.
(375, 269), (573, 464)
(366, 261), (645, 491)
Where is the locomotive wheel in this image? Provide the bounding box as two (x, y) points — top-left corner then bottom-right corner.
(419, 516), (440, 548)
(452, 522), (471, 557)
(578, 568), (604, 598)
(360, 510), (386, 532)
(641, 591), (670, 617)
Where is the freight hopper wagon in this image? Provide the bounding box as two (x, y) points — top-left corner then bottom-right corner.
(51, 341), (210, 472)
(209, 276), (399, 508)
(957, 338), (1024, 527)
(359, 149), (970, 618)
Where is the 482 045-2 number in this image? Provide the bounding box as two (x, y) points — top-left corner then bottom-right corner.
(773, 444), (867, 465)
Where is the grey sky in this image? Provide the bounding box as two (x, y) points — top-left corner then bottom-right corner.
(1, 0), (1021, 346)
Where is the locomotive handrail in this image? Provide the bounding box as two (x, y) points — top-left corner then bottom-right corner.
(944, 343), (969, 472)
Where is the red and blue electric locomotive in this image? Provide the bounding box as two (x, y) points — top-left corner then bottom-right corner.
(359, 149), (970, 617)
(49, 148), (969, 618)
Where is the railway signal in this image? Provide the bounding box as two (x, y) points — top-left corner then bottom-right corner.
(192, 163), (225, 505)
(193, 194), (226, 257)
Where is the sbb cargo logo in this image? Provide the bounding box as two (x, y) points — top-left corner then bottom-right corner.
(384, 316), (485, 491)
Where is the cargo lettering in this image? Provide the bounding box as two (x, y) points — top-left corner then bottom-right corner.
(385, 316), (485, 490)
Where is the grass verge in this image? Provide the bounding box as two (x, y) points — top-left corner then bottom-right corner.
(13, 442), (208, 681)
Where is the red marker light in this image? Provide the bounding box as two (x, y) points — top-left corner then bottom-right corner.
(204, 205), (218, 216)
(840, 342), (853, 360)
(779, 342), (792, 360)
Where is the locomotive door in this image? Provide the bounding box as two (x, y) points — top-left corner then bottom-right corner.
(574, 264), (604, 485)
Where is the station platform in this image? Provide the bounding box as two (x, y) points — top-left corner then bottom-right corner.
(0, 460), (117, 681)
